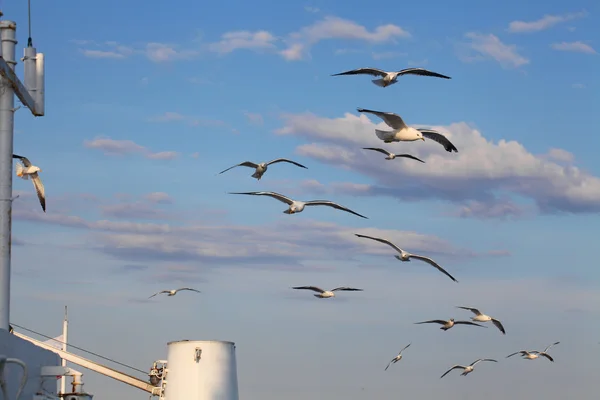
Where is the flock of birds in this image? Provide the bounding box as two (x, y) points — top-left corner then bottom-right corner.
(11, 66), (561, 382)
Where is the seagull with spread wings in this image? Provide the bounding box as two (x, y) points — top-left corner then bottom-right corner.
(456, 306), (506, 334)
(356, 108), (458, 153)
(440, 358), (497, 379)
(291, 286), (363, 299)
(148, 288), (201, 299)
(414, 318), (486, 331)
(218, 158), (307, 180)
(384, 343), (411, 371)
(362, 148), (425, 163)
(229, 191), (368, 219)
(331, 67), (451, 88)
(354, 233), (458, 282)
(506, 342), (560, 362)
(12, 154), (45, 212)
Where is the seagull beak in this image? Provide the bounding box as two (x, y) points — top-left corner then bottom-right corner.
(421, 138), (425, 141)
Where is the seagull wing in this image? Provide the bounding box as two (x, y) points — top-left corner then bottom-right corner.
(395, 154), (426, 163)
(149, 290), (170, 299)
(539, 353), (554, 362)
(456, 306), (482, 316)
(491, 318), (506, 334)
(384, 359), (396, 371)
(506, 351), (527, 358)
(354, 234), (403, 254)
(543, 342), (560, 353)
(30, 172), (46, 212)
(414, 320), (447, 325)
(332, 67), (387, 77)
(417, 129), (458, 153)
(12, 154), (32, 167)
(471, 358), (497, 367)
(409, 254), (458, 283)
(218, 161), (259, 174)
(396, 68), (451, 79)
(265, 158), (308, 169)
(176, 288), (201, 294)
(229, 191), (294, 205)
(440, 365), (464, 379)
(399, 343), (411, 353)
(362, 147), (392, 157)
(331, 287), (363, 292)
(304, 200), (368, 219)
(292, 286), (325, 293)
(356, 108), (407, 130)
(453, 321), (487, 328)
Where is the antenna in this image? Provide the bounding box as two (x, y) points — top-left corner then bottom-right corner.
(0, 5), (46, 330)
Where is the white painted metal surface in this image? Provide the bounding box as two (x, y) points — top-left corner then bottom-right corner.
(164, 340), (239, 400)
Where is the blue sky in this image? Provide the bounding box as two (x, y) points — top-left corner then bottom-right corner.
(3, 0), (600, 398)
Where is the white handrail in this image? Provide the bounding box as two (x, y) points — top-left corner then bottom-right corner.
(0, 356), (28, 400)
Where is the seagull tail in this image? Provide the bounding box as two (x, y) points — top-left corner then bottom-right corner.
(371, 78), (386, 87)
(375, 129), (395, 142)
(15, 163), (26, 179)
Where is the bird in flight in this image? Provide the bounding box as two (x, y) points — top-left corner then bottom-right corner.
(356, 108), (458, 152)
(440, 358), (497, 379)
(384, 343), (411, 371)
(506, 342), (560, 362)
(362, 148), (425, 163)
(148, 288), (201, 299)
(291, 286), (363, 299)
(456, 306), (505, 334)
(331, 67), (451, 88)
(230, 191), (368, 219)
(414, 318), (486, 331)
(354, 233), (458, 282)
(218, 158), (307, 180)
(12, 154), (45, 212)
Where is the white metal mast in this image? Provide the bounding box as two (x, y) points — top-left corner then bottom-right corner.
(61, 306), (68, 395)
(0, 4), (45, 331)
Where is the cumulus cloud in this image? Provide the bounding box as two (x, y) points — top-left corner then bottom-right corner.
(551, 41), (597, 54)
(459, 33), (529, 68)
(76, 40), (199, 62)
(507, 11), (588, 33)
(207, 16), (409, 61)
(83, 137), (179, 160)
(274, 111), (600, 217)
(144, 192), (174, 204)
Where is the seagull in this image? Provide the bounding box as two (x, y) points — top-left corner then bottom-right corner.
(218, 158), (307, 180)
(456, 306), (505, 334)
(148, 288), (201, 299)
(291, 286), (363, 299)
(414, 318), (486, 331)
(354, 233), (457, 282)
(362, 148), (425, 163)
(331, 67), (451, 88)
(12, 154), (45, 212)
(356, 108), (458, 152)
(440, 358), (497, 379)
(229, 191), (368, 219)
(506, 342), (560, 362)
(384, 343), (411, 371)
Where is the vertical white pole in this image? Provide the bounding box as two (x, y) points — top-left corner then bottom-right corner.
(61, 306), (68, 394)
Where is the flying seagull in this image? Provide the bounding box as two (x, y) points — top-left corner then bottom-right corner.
(291, 286), (363, 299)
(218, 158), (307, 180)
(354, 233), (458, 282)
(456, 306), (505, 334)
(384, 343), (411, 371)
(506, 342), (560, 362)
(362, 148), (425, 163)
(331, 67), (451, 88)
(356, 108), (458, 152)
(12, 154), (45, 212)
(440, 358), (497, 379)
(414, 318), (486, 331)
(229, 191), (368, 219)
(148, 288), (201, 299)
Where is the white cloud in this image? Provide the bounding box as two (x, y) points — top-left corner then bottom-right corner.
(244, 111), (264, 126)
(551, 41), (597, 54)
(208, 30), (278, 54)
(143, 42), (199, 62)
(274, 110), (600, 216)
(460, 33), (529, 68)
(545, 148), (574, 163)
(83, 137), (179, 160)
(77, 40), (198, 63)
(143, 192), (174, 204)
(507, 11), (588, 33)
(80, 49), (128, 59)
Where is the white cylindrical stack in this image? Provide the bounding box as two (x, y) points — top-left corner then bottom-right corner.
(164, 340), (239, 400)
